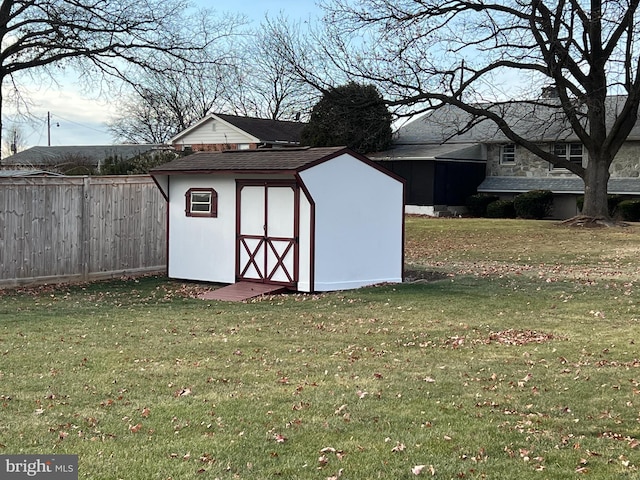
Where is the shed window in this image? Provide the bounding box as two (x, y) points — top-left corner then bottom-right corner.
(185, 188), (217, 217)
(500, 143), (516, 164)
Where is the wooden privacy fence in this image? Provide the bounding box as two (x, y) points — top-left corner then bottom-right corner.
(0, 175), (167, 288)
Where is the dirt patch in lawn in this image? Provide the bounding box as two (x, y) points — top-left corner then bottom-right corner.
(403, 268), (451, 283)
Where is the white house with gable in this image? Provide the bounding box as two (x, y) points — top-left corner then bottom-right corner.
(169, 113), (305, 153)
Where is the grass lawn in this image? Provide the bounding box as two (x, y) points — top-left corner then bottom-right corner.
(1, 218), (640, 479)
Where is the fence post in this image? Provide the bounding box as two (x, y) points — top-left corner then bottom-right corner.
(81, 176), (91, 281)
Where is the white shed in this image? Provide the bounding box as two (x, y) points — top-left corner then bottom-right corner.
(151, 146), (405, 292)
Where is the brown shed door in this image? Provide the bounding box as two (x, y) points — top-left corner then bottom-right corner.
(236, 181), (298, 287)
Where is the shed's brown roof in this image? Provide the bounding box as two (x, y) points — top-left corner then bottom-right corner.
(151, 147), (348, 174)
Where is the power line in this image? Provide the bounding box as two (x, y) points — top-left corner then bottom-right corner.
(49, 112), (111, 135)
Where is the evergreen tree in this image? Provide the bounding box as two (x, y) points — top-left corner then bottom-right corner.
(301, 83), (392, 154)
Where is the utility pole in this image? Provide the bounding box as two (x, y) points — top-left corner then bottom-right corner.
(11, 128), (17, 154)
(47, 112), (60, 145)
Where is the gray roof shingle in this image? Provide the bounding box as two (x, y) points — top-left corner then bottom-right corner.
(369, 143), (485, 161)
(216, 114), (305, 143)
(397, 96), (640, 145)
(478, 176), (640, 194)
(151, 147), (348, 174)
(0, 169), (64, 177)
(2, 145), (163, 166)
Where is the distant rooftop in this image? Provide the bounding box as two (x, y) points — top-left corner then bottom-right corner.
(2, 144), (165, 166)
(170, 113), (305, 145)
(0, 169), (64, 177)
(395, 95), (640, 145)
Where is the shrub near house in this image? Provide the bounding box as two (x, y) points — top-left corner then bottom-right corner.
(616, 199), (640, 221)
(513, 190), (554, 219)
(468, 190), (553, 219)
(486, 199), (516, 218)
(466, 194), (500, 217)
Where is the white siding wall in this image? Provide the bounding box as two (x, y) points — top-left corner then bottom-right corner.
(299, 154), (404, 291)
(297, 191), (312, 292)
(176, 118), (256, 146)
(168, 175), (236, 283)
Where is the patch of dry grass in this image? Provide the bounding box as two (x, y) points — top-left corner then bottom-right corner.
(405, 217), (640, 282)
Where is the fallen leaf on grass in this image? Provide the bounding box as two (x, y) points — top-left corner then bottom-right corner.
(412, 464), (435, 475)
(174, 387), (192, 397)
(326, 468), (343, 480)
(129, 423), (143, 433)
(391, 442), (406, 452)
(484, 329), (558, 345)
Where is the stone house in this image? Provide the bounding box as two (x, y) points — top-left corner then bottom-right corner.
(377, 96), (640, 219)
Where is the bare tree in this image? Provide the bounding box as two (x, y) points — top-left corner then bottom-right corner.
(224, 16), (319, 121)
(111, 14), (317, 143)
(108, 46), (243, 143)
(284, 0), (640, 221)
(0, 0), (229, 144)
(1, 123), (25, 158)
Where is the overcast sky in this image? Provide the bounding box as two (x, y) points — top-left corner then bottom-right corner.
(5, 1), (321, 149)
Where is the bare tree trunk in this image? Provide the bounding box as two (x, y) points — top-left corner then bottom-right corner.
(581, 156), (611, 218)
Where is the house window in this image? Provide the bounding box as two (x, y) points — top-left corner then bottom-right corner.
(552, 143), (583, 168)
(185, 188), (217, 217)
(500, 143), (516, 164)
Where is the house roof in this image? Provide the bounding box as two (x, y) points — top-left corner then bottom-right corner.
(396, 95), (640, 145)
(369, 143), (485, 162)
(151, 146), (350, 175)
(0, 169), (64, 177)
(478, 176), (640, 195)
(169, 114), (306, 145)
(2, 144), (164, 166)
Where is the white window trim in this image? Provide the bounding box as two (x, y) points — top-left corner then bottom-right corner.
(500, 143), (516, 164)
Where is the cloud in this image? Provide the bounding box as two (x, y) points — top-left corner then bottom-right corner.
(3, 84), (117, 147)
